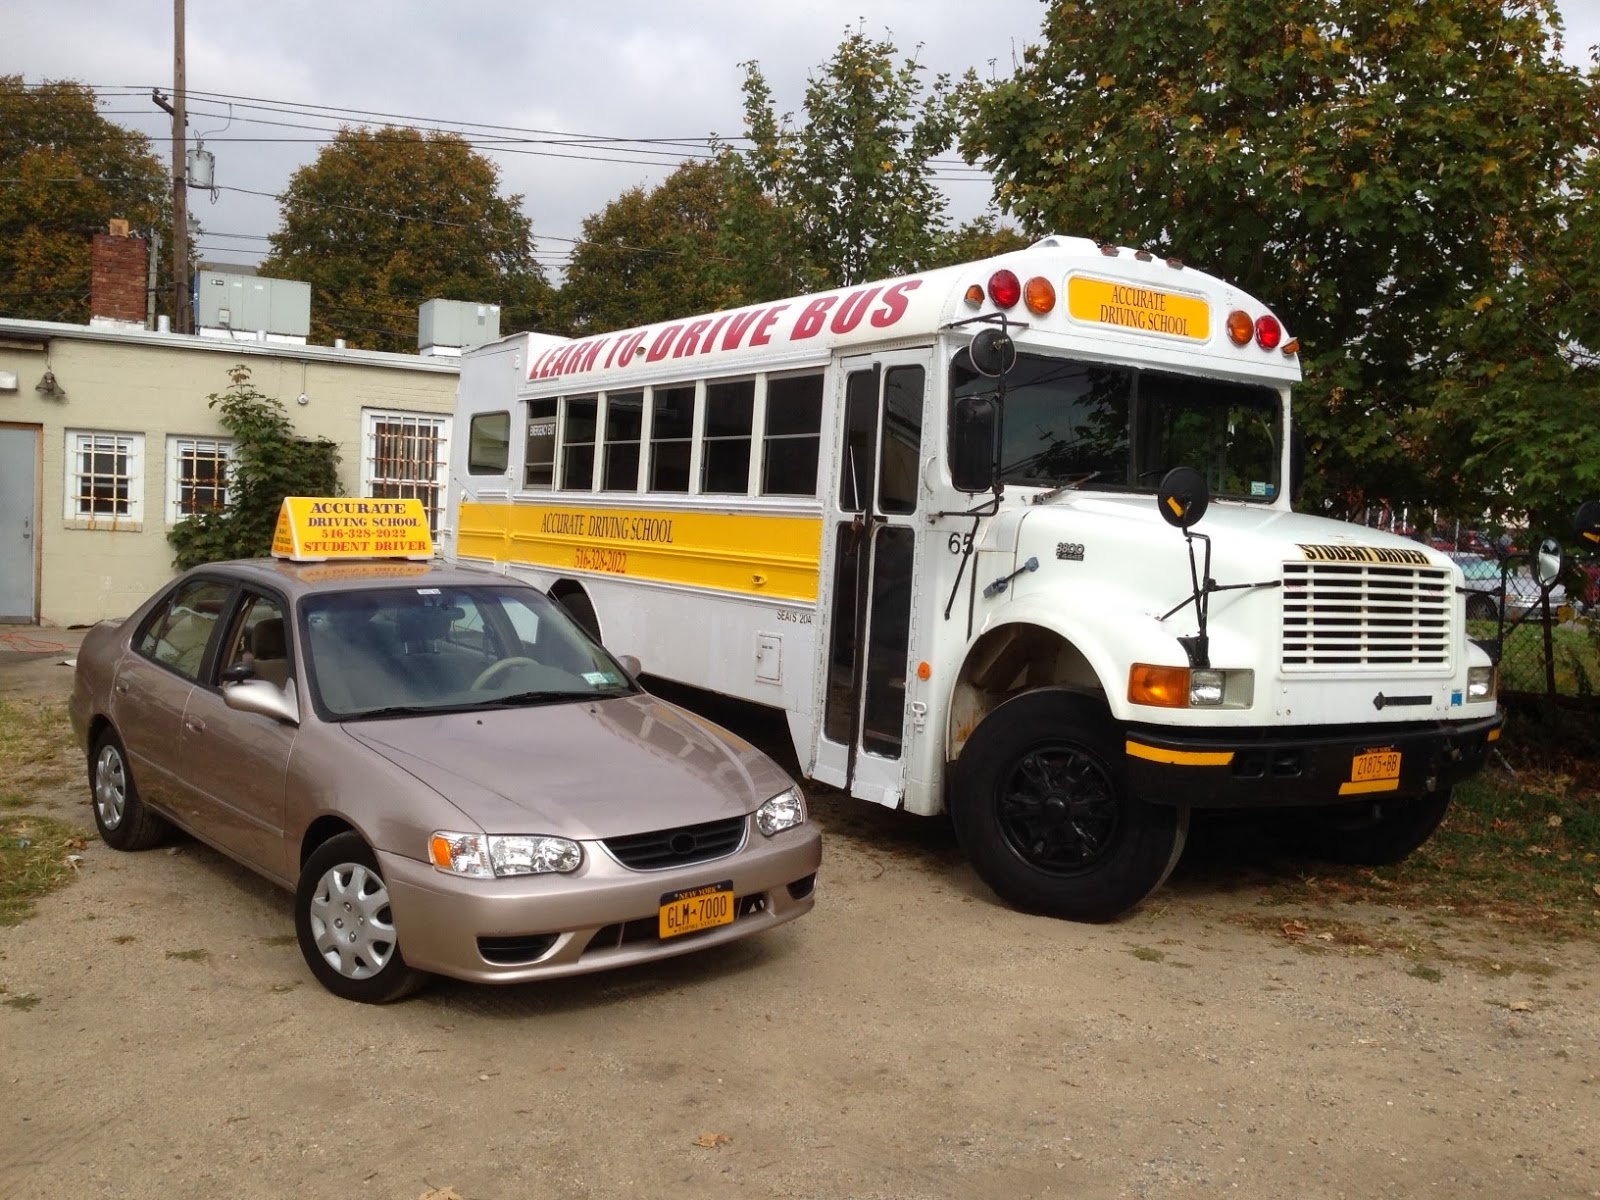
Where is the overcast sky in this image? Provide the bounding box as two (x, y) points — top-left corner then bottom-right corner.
(8, 0), (1599, 283)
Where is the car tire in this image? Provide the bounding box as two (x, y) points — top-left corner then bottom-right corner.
(1273, 788), (1453, 866)
(951, 689), (1189, 922)
(89, 729), (171, 851)
(295, 833), (427, 1003)
(1465, 593), (1498, 621)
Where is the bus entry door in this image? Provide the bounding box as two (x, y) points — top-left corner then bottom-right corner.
(813, 350), (928, 807)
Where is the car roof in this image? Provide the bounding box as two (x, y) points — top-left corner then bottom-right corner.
(189, 557), (526, 602)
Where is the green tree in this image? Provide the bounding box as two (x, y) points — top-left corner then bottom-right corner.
(961, 0), (1596, 529)
(258, 127), (553, 352)
(558, 159), (750, 334)
(731, 29), (963, 291)
(927, 214), (1033, 269)
(0, 77), (171, 323)
(168, 366), (340, 570)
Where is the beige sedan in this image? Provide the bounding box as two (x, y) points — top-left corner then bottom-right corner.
(69, 559), (820, 1002)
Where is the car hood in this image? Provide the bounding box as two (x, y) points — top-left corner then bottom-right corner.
(340, 694), (791, 839)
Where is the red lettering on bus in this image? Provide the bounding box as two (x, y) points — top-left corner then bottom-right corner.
(675, 319), (713, 357)
(700, 312), (733, 354)
(528, 346), (557, 380)
(791, 295), (837, 340)
(646, 325), (683, 363)
(830, 285), (883, 334)
(579, 338), (608, 372)
(750, 303), (789, 346)
(721, 308), (764, 350)
(871, 280), (921, 327)
(614, 331), (649, 366)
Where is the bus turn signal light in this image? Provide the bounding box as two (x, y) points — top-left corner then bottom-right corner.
(1128, 664), (1191, 708)
(1024, 276), (1056, 314)
(1225, 310), (1254, 346)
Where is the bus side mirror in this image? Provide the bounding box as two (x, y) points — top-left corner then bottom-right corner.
(1156, 466), (1210, 529)
(1575, 500), (1600, 548)
(1535, 537), (1562, 588)
(951, 395), (998, 494)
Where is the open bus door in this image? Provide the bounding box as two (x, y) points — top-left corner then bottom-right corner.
(812, 349), (930, 807)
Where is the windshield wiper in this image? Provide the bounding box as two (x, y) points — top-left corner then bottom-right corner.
(345, 703), (460, 720)
(473, 690), (588, 708)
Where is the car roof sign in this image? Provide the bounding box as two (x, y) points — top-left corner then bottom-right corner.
(270, 496), (434, 563)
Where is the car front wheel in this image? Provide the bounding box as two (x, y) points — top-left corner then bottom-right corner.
(295, 832), (427, 1003)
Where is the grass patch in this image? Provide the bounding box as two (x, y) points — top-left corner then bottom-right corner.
(1130, 946), (1165, 962)
(0, 815), (87, 925)
(165, 948), (210, 963)
(260, 934), (296, 947)
(0, 698), (80, 797)
(2, 993), (41, 1012)
(1409, 964), (1443, 983)
(1485, 616), (1600, 698)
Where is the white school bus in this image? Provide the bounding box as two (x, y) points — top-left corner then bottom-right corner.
(444, 235), (1501, 921)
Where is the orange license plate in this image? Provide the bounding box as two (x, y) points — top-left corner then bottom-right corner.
(658, 881), (735, 939)
(1352, 749), (1401, 783)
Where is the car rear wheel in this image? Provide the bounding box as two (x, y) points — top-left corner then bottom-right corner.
(295, 833), (427, 1003)
(89, 729), (171, 851)
(952, 689), (1189, 922)
(1274, 788), (1454, 866)
(1465, 593), (1499, 621)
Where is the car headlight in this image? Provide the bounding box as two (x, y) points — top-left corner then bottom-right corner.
(428, 831), (583, 877)
(1467, 666), (1495, 700)
(755, 786), (806, 837)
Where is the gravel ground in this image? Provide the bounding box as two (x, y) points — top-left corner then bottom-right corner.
(2, 634), (1597, 1199)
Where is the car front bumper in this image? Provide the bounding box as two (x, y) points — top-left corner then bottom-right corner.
(378, 822), (822, 984)
(1123, 714), (1503, 809)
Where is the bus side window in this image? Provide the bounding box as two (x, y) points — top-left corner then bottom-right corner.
(561, 396), (598, 490)
(603, 391), (644, 491)
(525, 398), (557, 489)
(467, 411), (510, 475)
(650, 385), (695, 493)
(703, 379), (755, 494)
(763, 373), (823, 497)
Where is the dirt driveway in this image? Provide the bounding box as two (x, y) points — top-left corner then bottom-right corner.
(2, 637), (1597, 1200)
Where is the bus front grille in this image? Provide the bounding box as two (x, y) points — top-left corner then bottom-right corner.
(1281, 562), (1453, 669)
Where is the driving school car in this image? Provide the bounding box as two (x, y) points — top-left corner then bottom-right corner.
(68, 498), (820, 1003)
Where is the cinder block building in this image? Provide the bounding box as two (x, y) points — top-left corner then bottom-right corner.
(0, 225), (485, 626)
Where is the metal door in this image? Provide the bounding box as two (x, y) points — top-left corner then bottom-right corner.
(0, 426), (39, 622)
(812, 350), (929, 807)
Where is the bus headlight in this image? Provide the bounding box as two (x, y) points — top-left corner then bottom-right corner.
(1128, 665), (1254, 709)
(1467, 666), (1495, 700)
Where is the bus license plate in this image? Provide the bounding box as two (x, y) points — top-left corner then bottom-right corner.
(658, 881), (735, 939)
(1351, 749), (1401, 784)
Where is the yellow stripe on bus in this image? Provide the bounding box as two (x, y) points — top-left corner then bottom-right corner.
(1337, 778), (1402, 796)
(457, 501), (824, 601)
(1124, 741), (1235, 766)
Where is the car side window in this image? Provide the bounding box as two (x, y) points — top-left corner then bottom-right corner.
(219, 592), (292, 691)
(133, 579), (234, 681)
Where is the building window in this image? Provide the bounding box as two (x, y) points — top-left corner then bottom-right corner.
(167, 436), (233, 523)
(762, 373), (823, 497)
(362, 411), (450, 533)
(702, 379), (754, 494)
(65, 431), (143, 522)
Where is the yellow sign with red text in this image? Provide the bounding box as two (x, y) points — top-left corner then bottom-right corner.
(270, 497), (433, 562)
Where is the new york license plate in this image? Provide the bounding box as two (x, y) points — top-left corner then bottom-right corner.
(658, 881), (735, 939)
(1342, 748), (1402, 794)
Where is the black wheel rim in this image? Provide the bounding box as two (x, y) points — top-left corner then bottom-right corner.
(995, 742), (1121, 873)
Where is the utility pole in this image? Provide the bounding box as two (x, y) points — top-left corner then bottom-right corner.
(154, 0), (192, 333)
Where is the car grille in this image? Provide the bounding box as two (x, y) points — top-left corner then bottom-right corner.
(601, 814), (747, 871)
(1281, 561), (1453, 669)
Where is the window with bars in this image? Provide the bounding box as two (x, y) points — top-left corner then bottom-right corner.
(167, 436), (233, 523)
(362, 411), (451, 533)
(65, 431), (143, 522)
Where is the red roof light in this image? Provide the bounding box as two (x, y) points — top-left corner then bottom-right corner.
(987, 270), (1021, 309)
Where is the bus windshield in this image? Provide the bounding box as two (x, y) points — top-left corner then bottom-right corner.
(951, 351), (1283, 501)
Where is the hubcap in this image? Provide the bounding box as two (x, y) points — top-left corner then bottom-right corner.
(94, 745), (127, 830)
(307, 862), (398, 979)
(997, 744), (1121, 873)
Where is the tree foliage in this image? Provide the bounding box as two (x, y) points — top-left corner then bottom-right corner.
(0, 76), (171, 324)
(731, 29), (963, 291)
(557, 159), (750, 335)
(258, 127), (553, 352)
(168, 366), (340, 570)
(961, 0), (1598, 535)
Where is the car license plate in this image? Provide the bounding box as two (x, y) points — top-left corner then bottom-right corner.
(658, 880), (735, 939)
(1342, 748), (1402, 794)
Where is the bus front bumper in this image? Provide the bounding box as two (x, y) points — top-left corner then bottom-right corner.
(1123, 714), (1503, 809)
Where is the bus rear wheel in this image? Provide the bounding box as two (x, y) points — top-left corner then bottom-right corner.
(952, 689), (1188, 922)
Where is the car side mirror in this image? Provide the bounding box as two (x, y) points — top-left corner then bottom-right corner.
(220, 661), (255, 684)
(222, 677), (300, 725)
(951, 395), (998, 494)
(1535, 537), (1562, 588)
(616, 654), (642, 677)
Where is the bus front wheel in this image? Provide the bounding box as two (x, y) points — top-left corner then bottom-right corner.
(952, 690), (1188, 922)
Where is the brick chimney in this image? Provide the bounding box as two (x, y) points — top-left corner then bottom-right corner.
(90, 219), (148, 328)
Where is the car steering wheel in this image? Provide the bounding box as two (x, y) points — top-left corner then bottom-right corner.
(471, 657), (539, 690)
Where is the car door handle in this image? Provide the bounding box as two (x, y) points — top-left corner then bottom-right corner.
(185, 717), (206, 734)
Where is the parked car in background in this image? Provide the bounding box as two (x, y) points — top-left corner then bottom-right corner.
(69, 558), (821, 1003)
(1450, 553), (1569, 621)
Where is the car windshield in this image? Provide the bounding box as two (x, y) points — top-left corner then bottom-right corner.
(300, 584), (635, 719)
(950, 350), (1283, 500)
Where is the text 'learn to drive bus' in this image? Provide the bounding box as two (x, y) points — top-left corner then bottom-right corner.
(444, 235), (1501, 922)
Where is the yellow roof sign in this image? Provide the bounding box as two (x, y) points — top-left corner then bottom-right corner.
(270, 497), (433, 563)
(1066, 275), (1210, 340)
